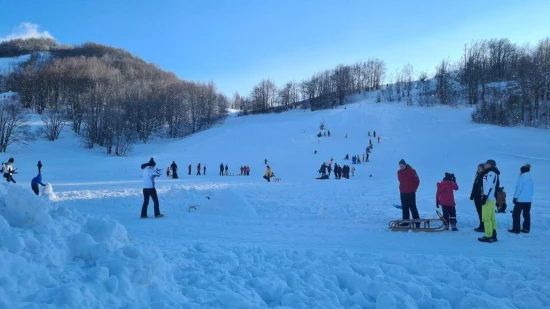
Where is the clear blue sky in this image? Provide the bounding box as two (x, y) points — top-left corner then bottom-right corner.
(1, 0), (548, 96)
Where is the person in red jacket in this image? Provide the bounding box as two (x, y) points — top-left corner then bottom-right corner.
(397, 159), (420, 225)
(436, 173), (459, 231)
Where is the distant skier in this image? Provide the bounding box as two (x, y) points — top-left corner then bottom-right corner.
(140, 158), (163, 218)
(170, 161), (178, 179)
(31, 173), (47, 195)
(2, 158), (17, 183)
(436, 173), (459, 231)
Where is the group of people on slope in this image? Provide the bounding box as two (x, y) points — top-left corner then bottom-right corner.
(2, 158), (48, 196)
(397, 159), (534, 242)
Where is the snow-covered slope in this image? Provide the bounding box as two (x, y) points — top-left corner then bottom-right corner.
(0, 54), (30, 74)
(2, 99), (550, 308)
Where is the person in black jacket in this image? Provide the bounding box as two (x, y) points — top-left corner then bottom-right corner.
(470, 163), (485, 232)
(170, 161), (178, 179)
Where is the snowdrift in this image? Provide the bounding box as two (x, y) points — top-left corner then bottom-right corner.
(0, 182), (184, 308)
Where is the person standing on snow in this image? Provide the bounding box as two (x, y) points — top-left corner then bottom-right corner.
(264, 165), (273, 182)
(188, 164), (192, 175)
(203, 164), (206, 175)
(31, 173), (47, 195)
(170, 161), (178, 179)
(397, 159), (420, 226)
(478, 159), (500, 242)
(225, 164), (228, 175)
(470, 163), (485, 232)
(140, 158), (163, 219)
(197, 163), (201, 175)
(37, 160), (43, 174)
(509, 164), (533, 234)
(436, 173), (459, 231)
(2, 158), (17, 183)
(220, 163), (224, 176)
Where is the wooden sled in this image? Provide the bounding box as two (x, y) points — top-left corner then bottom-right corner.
(389, 210), (447, 232)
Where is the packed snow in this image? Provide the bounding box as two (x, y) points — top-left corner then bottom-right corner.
(1, 96), (550, 308)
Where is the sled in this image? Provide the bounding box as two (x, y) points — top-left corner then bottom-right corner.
(393, 204), (402, 209)
(388, 210), (447, 232)
(188, 205), (198, 212)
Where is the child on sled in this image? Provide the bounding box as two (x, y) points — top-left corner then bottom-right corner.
(436, 172), (459, 231)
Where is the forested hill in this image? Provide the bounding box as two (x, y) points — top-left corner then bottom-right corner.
(0, 38), (228, 156)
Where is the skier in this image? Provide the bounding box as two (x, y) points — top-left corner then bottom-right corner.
(170, 161), (178, 179)
(470, 163), (486, 232)
(509, 164), (533, 234)
(478, 159), (500, 242)
(264, 165), (273, 182)
(2, 158), (17, 183)
(31, 173), (47, 195)
(436, 173), (459, 231)
(197, 163), (201, 175)
(220, 163), (224, 176)
(140, 158), (163, 218)
(37, 160), (42, 174)
(397, 159), (420, 227)
(188, 164), (192, 176)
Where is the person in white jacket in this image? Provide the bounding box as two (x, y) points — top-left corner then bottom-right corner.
(478, 159), (501, 243)
(509, 164), (533, 233)
(140, 158), (164, 218)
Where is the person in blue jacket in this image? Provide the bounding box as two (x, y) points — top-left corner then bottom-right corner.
(31, 173), (47, 195)
(509, 164), (534, 234)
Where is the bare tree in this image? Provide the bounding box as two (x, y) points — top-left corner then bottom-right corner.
(0, 96), (30, 152)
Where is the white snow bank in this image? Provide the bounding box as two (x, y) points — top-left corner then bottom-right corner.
(0, 182), (185, 308)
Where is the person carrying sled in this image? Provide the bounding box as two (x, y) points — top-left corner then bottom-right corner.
(509, 164), (533, 234)
(397, 159), (420, 226)
(2, 158), (17, 183)
(478, 159), (500, 242)
(436, 173), (459, 231)
(264, 165), (273, 182)
(470, 163), (485, 232)
(31, 173), (47, 195)
(170, 161), (178, 179)
(140, 158), (163, 218)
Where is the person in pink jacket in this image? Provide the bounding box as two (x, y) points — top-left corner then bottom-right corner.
(436, 173), (459, 231)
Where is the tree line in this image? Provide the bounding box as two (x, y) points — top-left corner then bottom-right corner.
(1, 40), (228, 155)
(235, 59), (386, 114)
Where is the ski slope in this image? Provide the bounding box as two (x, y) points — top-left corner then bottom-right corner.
(2, 98), (550, 308)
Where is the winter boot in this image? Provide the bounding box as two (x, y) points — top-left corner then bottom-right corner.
(452, 224), (458, 231)
(491, 230), (498, 242)
(155, 214), (164, 218)
(474, 222), (484, 232)
(140, 215), (148, 219)
(520, 229), (530, 233)
(508, 229), (520, 234)
(478, 236), (493, 243)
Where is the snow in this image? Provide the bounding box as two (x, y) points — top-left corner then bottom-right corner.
(1, 99), (550, 308)
(0, 54), (30, 74)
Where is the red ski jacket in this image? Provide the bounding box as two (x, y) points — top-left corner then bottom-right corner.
(436, 180), (459, 207)
(397, 165), (420, 194)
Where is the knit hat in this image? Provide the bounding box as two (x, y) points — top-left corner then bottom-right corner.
(520, 164), (531, 173)
(485, 159), (496, 167)
(399, 159), (406, 165)
(7, 157), (14, 163)
(148, 157), (156, 167)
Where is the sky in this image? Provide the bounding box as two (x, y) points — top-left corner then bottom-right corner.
(1, 0), (549, 96)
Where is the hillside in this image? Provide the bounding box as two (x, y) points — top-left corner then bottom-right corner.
(2, 97), (550, 308)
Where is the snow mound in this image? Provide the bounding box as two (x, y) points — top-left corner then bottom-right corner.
(0, 183), (185, 308)
(42, 183), (57, 200)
